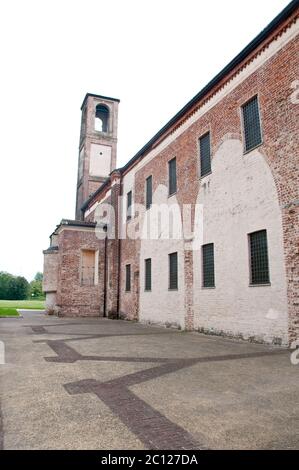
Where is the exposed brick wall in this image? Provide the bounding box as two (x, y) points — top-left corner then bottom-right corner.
(55, 229), (105, 317)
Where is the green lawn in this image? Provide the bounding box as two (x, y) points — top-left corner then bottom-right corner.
(0, 299), (45, 317)
(0, 307), (20, 317)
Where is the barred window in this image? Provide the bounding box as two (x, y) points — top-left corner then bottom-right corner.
(168, 158), (177, 196)
(169, 252), (178, 290)
(145, 258), (152, 291)
(127, 191), (132, 220)
(125, 264), (131, 291)
(242, 96), (262, 152)
(199, 132), (211, 177)
(202, 243), (215, 288)
(249, 230), (270, 284)
(146, 175), (152, 210)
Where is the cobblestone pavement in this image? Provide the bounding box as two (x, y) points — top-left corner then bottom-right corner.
(0, 311), (298, 449)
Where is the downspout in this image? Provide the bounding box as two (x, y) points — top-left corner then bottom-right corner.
(116, 176), (123, 319)
(103, 225), (108, 317)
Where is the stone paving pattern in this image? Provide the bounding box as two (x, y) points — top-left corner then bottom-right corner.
(0, 311), (298, 449)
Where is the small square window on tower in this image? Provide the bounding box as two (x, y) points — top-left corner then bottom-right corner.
(242, 96), (262, 152)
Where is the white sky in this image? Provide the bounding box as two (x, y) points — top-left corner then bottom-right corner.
(0, 0), (290, 281)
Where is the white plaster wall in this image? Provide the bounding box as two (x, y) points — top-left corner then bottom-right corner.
(193, 138), (289, 344)
(89, 143), (111, 177)
(139, 184), (185, 328)
(45, 292), (57, 311)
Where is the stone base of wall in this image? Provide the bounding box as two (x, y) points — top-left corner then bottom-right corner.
(197, 326), (286, 347)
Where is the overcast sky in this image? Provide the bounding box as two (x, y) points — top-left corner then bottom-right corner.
(0, 0), (290, 281)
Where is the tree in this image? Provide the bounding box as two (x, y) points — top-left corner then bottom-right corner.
(29, 280), (44, 299)
(0, 272), (29, 300)
(14, 276), (29, 300)
(34, 272), (43, 282)
(29, 272), (44, 299)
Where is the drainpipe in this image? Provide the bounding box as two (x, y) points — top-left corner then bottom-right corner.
(116, 177), (123, 319)
(103, 225), (108, 317)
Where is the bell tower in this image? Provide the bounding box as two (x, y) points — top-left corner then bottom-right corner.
(75, 93), (120, 220)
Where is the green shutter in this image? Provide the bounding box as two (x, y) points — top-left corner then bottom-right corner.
(200, 132), (211, 177)
(249, 230), (270, 284)
(202, 243), (215, 287)
(242, 96), (262, 152)
(125, 264), (131, 291)
(145, 258), (151, 291)
(168, 158), (177, 196)
(169, 252), (178, 289)
(127, 191), (132, 220)
(146, 176), (152, 209)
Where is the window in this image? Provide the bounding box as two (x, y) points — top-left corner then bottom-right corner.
(127, 191), (132, 220)
(199, 132), (211, 177)
(202, 243), (215, 288)
(125, 264), (131, 291)
(145, 258), (152, 291)
(81, 250), (96, 286)
(249, 230), (270, 285)
(95, 104), (109, 132)
(169, 252), (178, 290)
(145, 175), (152, 210)
(242, 96), (262, 152)
(168, 157), (177, 196)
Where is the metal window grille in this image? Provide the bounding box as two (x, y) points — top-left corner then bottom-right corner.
(242, 96), (262, 152)
(168, 158), (177, 196)
(146, 175), (152, 209)
(145, 258), (152, 291)
(125, 264), (131, 291)
(169, 252), (178, 290)
(200, 132), (211, 177)
(249, 230), (270, 284)
(127, 191), (132, 220)
(202, 243), (215, 287)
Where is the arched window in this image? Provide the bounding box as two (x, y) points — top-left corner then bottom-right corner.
(95, 104), (109, 132)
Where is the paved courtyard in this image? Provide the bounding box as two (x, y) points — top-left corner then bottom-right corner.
(0, 311), (298, 450)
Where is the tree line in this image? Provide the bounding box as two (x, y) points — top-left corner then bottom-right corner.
(0, 271), (44, 300)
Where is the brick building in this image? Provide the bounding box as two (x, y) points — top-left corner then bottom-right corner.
(43, 1), (299, 346)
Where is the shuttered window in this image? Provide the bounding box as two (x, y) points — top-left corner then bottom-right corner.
(242, 96), (262, 152)
(249, 230), (270, 284)
(168, 158), (177, 196)
(199, 132), (211, 177)
(145, 258), (152, 291)
(202, 243), (215, 288)
(125, 264), (131, 291)
(169, 252), (178, 290)
(127, 191), (132, 220)
(146, 175), (152, 209)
